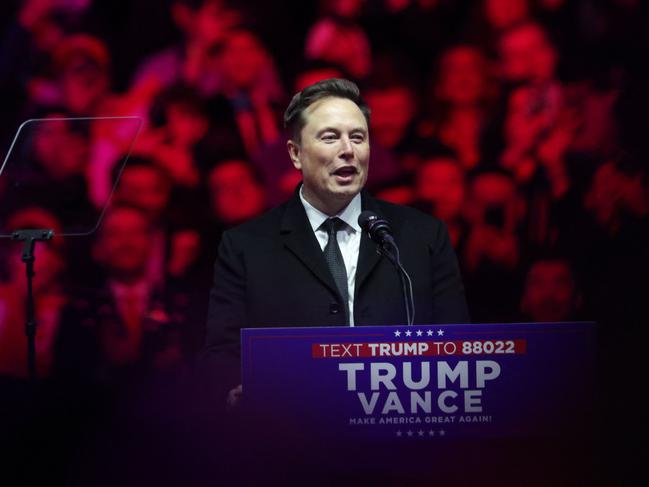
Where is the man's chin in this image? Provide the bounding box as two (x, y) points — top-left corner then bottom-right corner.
(331, 177), (365, 194)
(329, 184), (362, 199)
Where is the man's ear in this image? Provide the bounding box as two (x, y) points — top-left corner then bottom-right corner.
(287, 139), (302, 170)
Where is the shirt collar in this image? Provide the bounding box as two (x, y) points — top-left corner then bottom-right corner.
(299, 186), (362, 233)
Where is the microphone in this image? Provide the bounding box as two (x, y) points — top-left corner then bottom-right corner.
(358, 211), (395, 248)
(358, 211), (415, 326)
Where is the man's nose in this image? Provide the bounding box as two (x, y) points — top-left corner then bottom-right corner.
(339, 136), (353, 158)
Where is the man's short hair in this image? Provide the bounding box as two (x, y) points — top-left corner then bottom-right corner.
(283, 78), (371, 143)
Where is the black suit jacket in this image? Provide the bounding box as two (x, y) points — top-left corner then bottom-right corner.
(202, 189), (470, 392)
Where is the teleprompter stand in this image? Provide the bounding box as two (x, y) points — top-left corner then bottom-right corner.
(11, 229), (54, 381)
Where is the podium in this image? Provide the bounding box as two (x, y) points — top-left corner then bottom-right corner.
(241, 322), (596, 441)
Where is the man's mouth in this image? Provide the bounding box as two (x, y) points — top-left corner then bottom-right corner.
(332, 166), (358, 177)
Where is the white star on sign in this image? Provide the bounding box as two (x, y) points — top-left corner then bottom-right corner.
(396, 430), (402, 437)
(405, 330), (412, 337)
(416, 330), (423, 337)
(426, 330), (434, 337)
(418, 430), (424, 437)
(437, 329), (445, 336)
(394, 330), (401, 337)
(439, 429), (446, 436)
(407, 430), (413, 437)
(428, 430), (435, 436)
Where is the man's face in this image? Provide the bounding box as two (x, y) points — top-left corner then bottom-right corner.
(366, 87), (414, 149)
(220, 31), (266, 89)
(499, 24), (557, 83)
(438, 47), (487, 106)
(190, 0), (241, 47)
(288, 97), (369, 213)
(96, 209), (151, 278)
(416, 158), (465, 221)
(115, 166), (170, 220)
(466, 173), (521, 231)
(61, 57), (109, 114)
(208, 160), (266, 224)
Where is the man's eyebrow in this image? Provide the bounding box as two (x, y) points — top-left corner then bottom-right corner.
(315, 127), (368, 137)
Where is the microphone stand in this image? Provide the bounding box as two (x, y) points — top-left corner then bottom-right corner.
(377, 239), (415, 326)
(11, 228), (54, 382)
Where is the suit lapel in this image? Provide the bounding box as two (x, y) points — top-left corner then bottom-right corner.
(280, 192), (341, 298)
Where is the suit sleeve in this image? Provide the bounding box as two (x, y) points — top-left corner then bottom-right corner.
(199, 230), (247, 400)
(429, 221), (471, 324)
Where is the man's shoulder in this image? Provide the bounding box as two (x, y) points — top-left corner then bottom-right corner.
(220, 201), (290, 242)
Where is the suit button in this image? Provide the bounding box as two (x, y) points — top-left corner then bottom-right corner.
(329, 303), (341, 314)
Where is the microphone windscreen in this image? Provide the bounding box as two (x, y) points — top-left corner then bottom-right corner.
(358, 211), (378, 231)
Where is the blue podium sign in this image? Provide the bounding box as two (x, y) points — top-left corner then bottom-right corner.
(241, 322), (596, 440)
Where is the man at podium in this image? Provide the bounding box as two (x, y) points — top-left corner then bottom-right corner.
(203, 78), (470, 402)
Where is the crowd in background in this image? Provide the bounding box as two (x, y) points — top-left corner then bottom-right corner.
(0, 0), (648, 385)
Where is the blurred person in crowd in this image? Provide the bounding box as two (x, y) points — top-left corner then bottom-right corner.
(136, 85), (220, 188)
(304, 0), (372, 79)
(412, 154), (467, 248)
(207, 159), (267, 228)
(584, 155), (649, 238)
(215, 28), (284, 158)
(201, 158), (267, 272)
(112, 156), (207, 287)
(519, 256), (583, 322)
(497, 20), (561, 122)
(500, 79), (568, 191)
(464, 168), (524, 271)
(496, 21), (620, 248)
(24, 33), (116, 117)
(462, 168), (526, 321)
(52, 34), (111, 115)
(465, 0), (531, 51)
(113, 157), (173, 225)
(561, 80), (618, 158)
(496, 23), (570, 240)
(0, 207), (67, 379)
(112, 157), (173, 285)
(423, 44), (497, 171)
(359, 77), (412, 184)
(0, 0), (94, 132)
(506, 78), (620, 248)
(131, 0), (242, 99)
(55, 204), (188, 381)
(578, 154), (649, 329)
(498, 19), (559, 82)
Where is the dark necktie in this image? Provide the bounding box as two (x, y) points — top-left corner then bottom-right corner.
(322, 218), (349, 310)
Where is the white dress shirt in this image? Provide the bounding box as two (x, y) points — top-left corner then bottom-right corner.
(299, 188), (362, 326)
